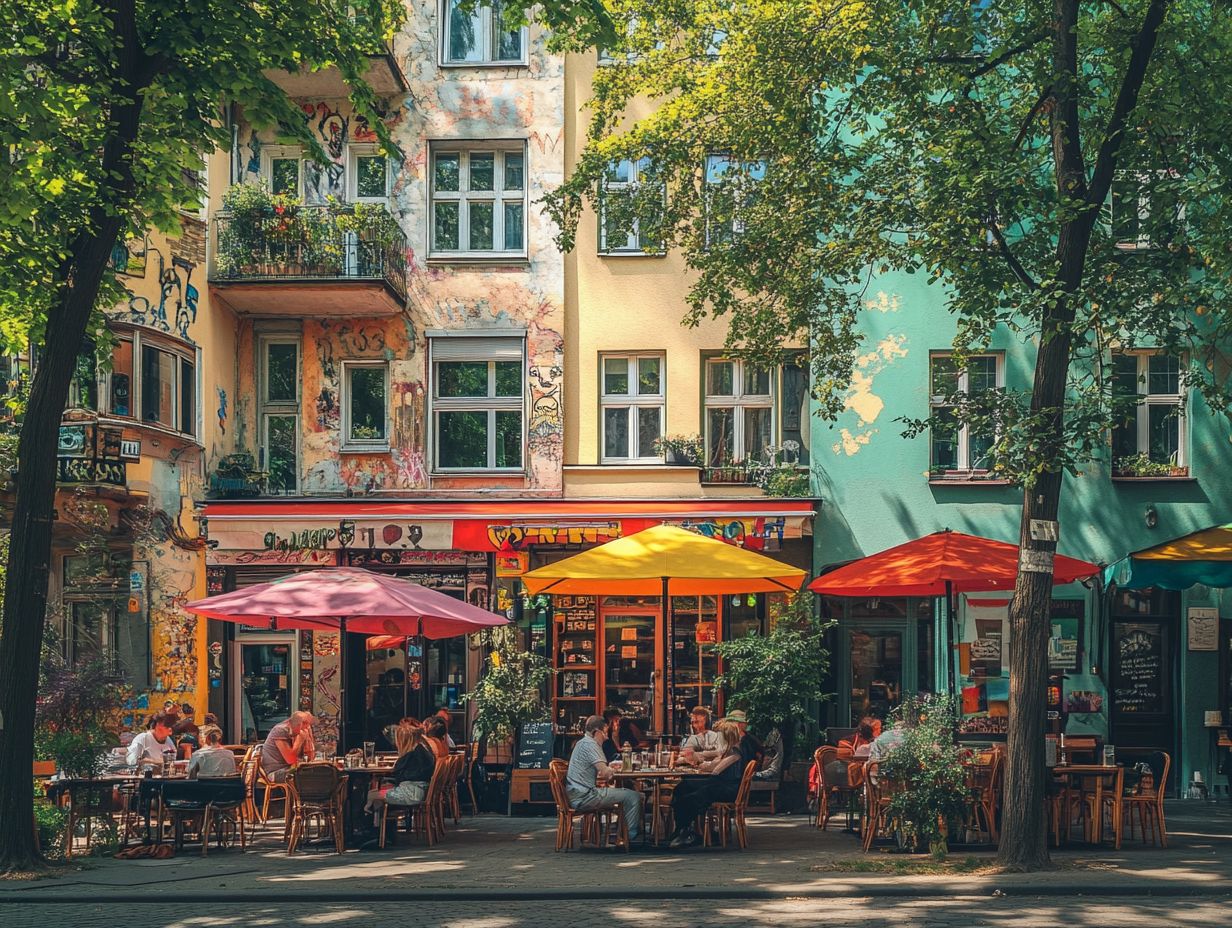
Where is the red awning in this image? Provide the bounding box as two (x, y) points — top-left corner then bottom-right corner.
(809, 529), (1100, 597)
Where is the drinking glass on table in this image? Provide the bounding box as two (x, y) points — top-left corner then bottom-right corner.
(363, 741), (375, 766)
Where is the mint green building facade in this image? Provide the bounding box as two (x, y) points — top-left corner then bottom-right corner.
(811, 270), (1232, 796)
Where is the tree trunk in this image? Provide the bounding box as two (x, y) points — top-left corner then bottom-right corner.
(0, 6), (147, 869)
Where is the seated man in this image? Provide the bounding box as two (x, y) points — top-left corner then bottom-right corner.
(126, 712), (177, 768)
(566, 715), (642, 843)
(678, 706), (724, 763)
(187, 729), (238, 779)
(260, 711), (315, 783)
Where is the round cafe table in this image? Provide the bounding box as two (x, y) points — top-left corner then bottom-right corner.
(1052, 763), (1124, 846)
(611, 767), (709, 845)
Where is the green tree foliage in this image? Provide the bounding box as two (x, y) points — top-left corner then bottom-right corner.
(549, 0), (1232, 869)
(461, 626), (554, 746)
(713, 591), (830, 758)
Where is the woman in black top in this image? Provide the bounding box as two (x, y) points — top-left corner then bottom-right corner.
(364, 723), (436, 826)
(600, 707), (647, 762)
(666, 720), (747, 847)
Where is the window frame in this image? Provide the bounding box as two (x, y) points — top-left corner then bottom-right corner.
(430, 337), (526, 474)
(101, 328), (199, 440)
(703, 154), (767, 249)
(341, 359), (391, 452)
(927, 352), (1004, 476)
(428, 142), (529, 261)
(1111, 351), (1187, 471)
(439, 0), (528, 68)
(1105, 168), (1185, 252)
(599, 353), (665, 464)
(258, 333), (301, 494)
(347, 144), (389, 203)
(598, 158), (666, 256)
(261, 145), (304, 199)
(702, 356), (775, 467)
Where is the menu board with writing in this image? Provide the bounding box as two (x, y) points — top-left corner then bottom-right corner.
(516, 721), (555, 769)
(1113, 623), (1164, 715)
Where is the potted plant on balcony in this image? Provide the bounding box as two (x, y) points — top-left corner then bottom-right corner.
(654, 433), (703, 466)
(334, 201), (402, 277)
(217, 183), (275, 276)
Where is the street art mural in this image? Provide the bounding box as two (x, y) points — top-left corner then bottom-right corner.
(111, 235), (202, 343)
(228, 5), (566, 494)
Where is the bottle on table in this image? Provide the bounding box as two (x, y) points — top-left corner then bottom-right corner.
(621, 742), (632, 772)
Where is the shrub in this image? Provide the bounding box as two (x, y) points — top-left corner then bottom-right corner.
(462, 627), (554, 746)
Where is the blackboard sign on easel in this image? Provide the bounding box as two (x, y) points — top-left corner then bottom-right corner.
(516, 721), (554, 769)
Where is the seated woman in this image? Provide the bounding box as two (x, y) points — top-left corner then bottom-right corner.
(826, 717), (877, 789)
(422, 716), (451, 759)
(364, 723), (435, 828)
(665, 719), (745, 847)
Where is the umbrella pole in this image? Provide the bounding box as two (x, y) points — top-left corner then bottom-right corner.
(945, 581), (956, 697)
(663, 576), (673, 738)
(338, 616), (347, 753)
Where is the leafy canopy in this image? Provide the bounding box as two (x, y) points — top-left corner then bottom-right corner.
(546, 0), (1232, 485)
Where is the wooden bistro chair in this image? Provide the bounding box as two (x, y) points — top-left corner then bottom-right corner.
(704, 760), (758, 849)
(1072, 765), (1124, 849)
(815, 746), (862, 832)
(861, 762), (905, 852)
(285, 762), (347, 855)
(1123, 751), (1171, 848)
(258, 756), (291, 825)
(965, 750), (1003, 845)
(547, 759), (630, 851)
(446, 753), (465, 825)
(237, 745), (263, 841)
(379, 756), (449, 849)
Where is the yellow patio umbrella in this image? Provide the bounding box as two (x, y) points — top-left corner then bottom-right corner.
(520, 524), (807, 735)
(520, 524), (807, 596)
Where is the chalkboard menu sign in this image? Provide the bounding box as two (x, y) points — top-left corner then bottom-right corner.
(1113, 623), (1163, 715)
(516, 721), (555, 769)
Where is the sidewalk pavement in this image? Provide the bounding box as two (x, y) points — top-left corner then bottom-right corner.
(2, 800), (1229, 903)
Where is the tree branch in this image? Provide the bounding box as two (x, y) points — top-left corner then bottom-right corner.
(928, 31), (1049, 79)
(1086, 0), (1172, 210)
(987, 216), (1039, 291)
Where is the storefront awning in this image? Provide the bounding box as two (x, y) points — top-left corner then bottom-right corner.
(202, 498), (815, 557)
(1106, 523), (1232, 590)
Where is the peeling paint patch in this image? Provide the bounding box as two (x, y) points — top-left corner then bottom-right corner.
(833, 428), (876, 456)
(865, 291), (902, 313)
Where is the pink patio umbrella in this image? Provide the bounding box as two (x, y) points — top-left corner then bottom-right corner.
(183, 567), (508, 746)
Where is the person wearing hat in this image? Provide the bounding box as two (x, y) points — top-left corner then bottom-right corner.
(722, 709), (765, 769)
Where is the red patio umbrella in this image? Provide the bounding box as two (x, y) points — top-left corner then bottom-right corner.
(809, 529), (1100, 597)
(183, 567), (507, 747)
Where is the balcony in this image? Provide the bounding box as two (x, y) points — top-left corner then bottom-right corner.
(263, 43), (407, 98)
(210, 204), (408, 316)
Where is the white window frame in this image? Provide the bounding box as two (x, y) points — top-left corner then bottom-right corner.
(428, 143), (528, 260)
(258, 333), (301, 494)
(430, 335), (526, 473)
(600, 353), (665, 463)
(347, 144), (388, 203)
(928, 353), (1004, 474)
(1105, 169), (1185, 252)
(1112, 351), (1187, 469)
(704, 154), (766, 248)
(599, 158), (665, 256)
(703, 357), (775, 466)
(341, 360), (390, 452)
(102, 329), (200, 440)
(440, 0), (528, 67)
(261, 145), (304, 199)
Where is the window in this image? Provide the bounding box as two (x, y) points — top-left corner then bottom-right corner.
(599, 158), (663, 255)
(260, 336), (300, 493)
(704, 155), (766, 247)
(343, 361), (389, 450)
(600, 354), (663, 462)
(348, 145), (388, 202)
(100, 331), (196, 437)
(703, 358), (773, 466)
(431, 336), (524, 471)
(262, 146), (303, 198)
(928, 354), (1002, 474)
(430, 144), (527, 258)
(441, 0), (525, 65)
(61, 550), (148, 686)
(1112, 352), (1186, 473)
(1105, 170), (1184, 251)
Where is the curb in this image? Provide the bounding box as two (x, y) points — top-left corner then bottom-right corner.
(2, 884), (1231, 903)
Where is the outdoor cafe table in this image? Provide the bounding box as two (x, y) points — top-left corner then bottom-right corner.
(1052, 763), (1123, 845)
(335, 762), (394, 839)
(611, 767), (709, 845)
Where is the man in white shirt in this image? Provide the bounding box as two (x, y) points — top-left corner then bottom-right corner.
(678, 706), (724, 762)
(187, 729), (238, 778)
(126, 713), (176, 767)
(566, 715), (642, 842)
(866, 722), (907, 785)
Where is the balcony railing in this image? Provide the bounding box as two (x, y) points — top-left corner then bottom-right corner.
(211, 204), (408, 304)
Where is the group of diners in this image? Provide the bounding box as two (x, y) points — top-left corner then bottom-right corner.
(565, 705), (769, 849)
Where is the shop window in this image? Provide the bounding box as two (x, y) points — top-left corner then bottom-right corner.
(342, 361), (388, 450)
(259, 335), (300, 493)
(441, 0), (525, 65)
(600, 353), (663, 462)
(1112, 352), (1186, 475)
(703, 357), (772, 466)
(431, 335), (525, 472)
(929, 353), (1002, 476)
(599, 158), (664, 255)
(429, 144), (527, 258)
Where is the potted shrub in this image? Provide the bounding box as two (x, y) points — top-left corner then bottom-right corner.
(654, 434), (704, 466)
(461, 627), (554, 755)
(1113, 452), (1182, 478)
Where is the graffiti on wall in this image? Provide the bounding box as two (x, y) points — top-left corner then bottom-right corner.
(118, 242), (200, 343)
(216, 388), (228, 435)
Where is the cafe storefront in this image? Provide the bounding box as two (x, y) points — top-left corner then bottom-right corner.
(201, 498), (814, 749)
